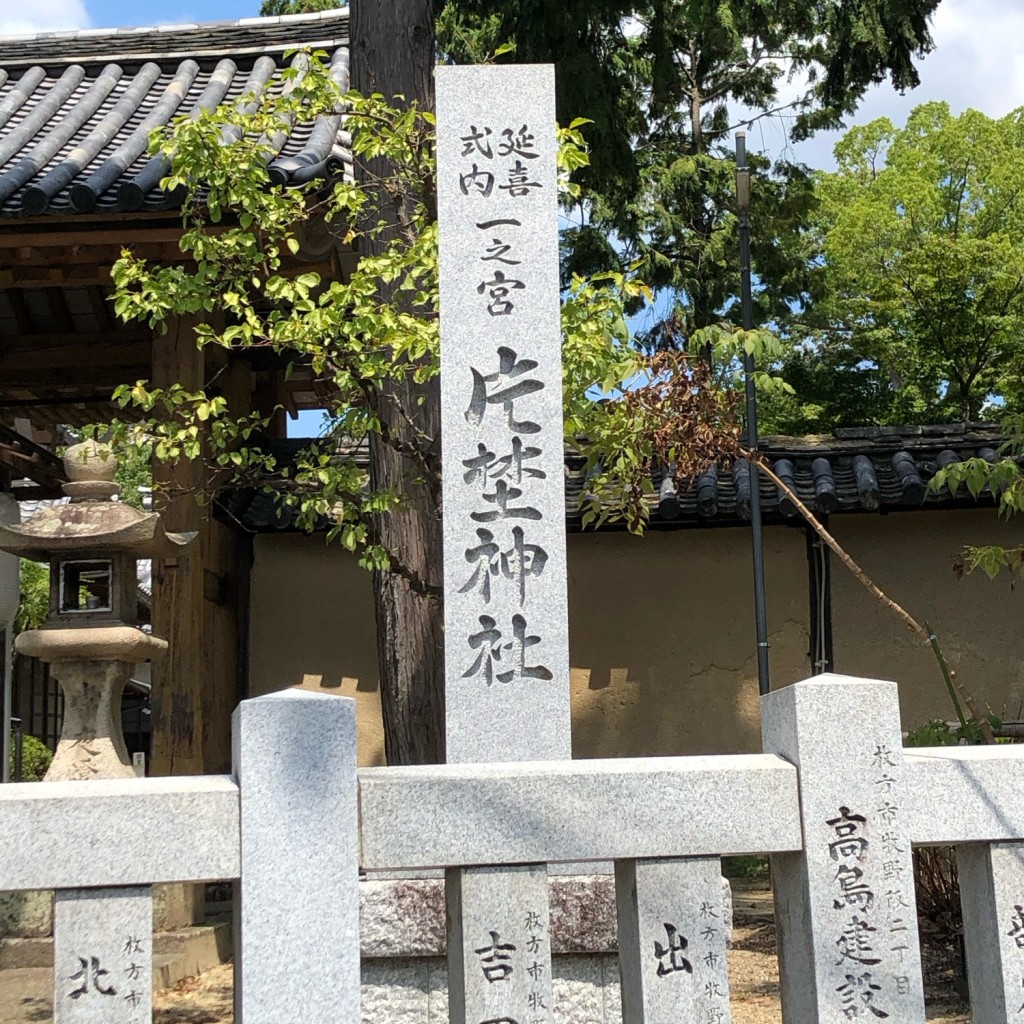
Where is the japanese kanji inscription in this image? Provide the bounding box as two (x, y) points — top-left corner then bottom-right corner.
(437, 64), (570, 764)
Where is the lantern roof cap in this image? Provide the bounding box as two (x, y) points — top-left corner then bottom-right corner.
(0, 501), (196, 560)
(0, 441), (195, 559)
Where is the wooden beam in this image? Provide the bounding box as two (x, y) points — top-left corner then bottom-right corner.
(0, 328), (149, 352)
(7, 290), (33, 335)
(150, 314), (207, 778)
(88, 286), (115, 333)
(46, 287), (74, 334)
(0, 422), (65, 469)
(0, 266), (115, 290)
(0, 338), (151, 389)
(0, 226), (188, 248)
(0, 241), (188, 267)
(5, 486), (62, 501)
(0, 368), (148, 391)
(1, 248), (340, 280)
(282, 382), (299, 420)
(0, 446), (65, 488)
(0, 396), (122, 409)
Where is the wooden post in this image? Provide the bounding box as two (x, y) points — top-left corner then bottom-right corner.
(149, 314), (209, 930)
(150, 314), (206, 778)
(201, 348), (254, 774)
(149, 320), (252, 778)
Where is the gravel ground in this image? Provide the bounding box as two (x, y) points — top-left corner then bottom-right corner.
(152, 921), (972, 1023)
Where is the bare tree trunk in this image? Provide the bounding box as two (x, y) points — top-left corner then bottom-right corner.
(352, 0), (446, 765)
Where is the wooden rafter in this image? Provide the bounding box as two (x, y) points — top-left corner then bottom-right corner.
(0, 422), (65, 488)
(88, 285), (115, 332)
(46, 287), (74, 333)
(7, 290), (32, 335)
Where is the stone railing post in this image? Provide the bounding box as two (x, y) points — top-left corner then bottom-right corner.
(233, 690), (360, 1024)
(762, 673), (925, 1023)
(957, 842), (1024, 1022)
(615, 856), (732, 1023)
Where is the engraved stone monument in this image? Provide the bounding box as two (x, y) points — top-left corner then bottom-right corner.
(437, 63), (570, 765)
(437, 63), (566, 1024)
(762, 674), (926, 1023)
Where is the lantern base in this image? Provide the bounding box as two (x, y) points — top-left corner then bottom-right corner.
(45, 659), (137, 781)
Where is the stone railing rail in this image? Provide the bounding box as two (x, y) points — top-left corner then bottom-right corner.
(3, 674), (1024, 1023)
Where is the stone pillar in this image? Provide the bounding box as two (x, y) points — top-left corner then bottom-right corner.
(436, 64), (567, 1024)
(762, 673), (925, 1023)
(957, 841), (1024, 1023)
(53, 887), (153, 1024)
(615, 857), (732, 1024)
(447, 866), (554, 1024)
(233, 690), (361, 1024)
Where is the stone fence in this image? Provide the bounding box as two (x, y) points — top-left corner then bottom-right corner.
(3, 673), (1023, 1023)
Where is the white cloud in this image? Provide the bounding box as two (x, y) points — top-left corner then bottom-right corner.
(745, 0), (1024, 170)
(0, 0), (90, 35)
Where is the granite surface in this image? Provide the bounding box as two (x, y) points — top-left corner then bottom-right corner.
(0, 776), (238, 890)
(437, 64), (570, 764)
(232, 690), (360, 1024)
(360, 953), (622, 1024)
(616, 858), (731, 1023)
(359, 753), (801, 869)
(447, 864), (554, 1024)
(957, 841), (1024, 1023)
(53, 887), (152, 1024)
(762, 674), (925, 1023)
(904, 745), (1024, 843)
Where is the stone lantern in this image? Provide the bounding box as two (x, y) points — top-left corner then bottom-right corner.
(0, 441), (195, 780)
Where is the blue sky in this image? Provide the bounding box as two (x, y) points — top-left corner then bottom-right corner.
(88, 0), (255, 26)
(4, 0), (259, 33)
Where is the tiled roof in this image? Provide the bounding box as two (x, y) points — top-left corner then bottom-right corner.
(217, 423), (1011, 533)
(0, 11), (351, 217)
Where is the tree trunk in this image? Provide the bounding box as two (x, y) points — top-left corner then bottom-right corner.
(352, 0), (446, 765)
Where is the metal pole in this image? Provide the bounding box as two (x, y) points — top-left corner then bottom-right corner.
(12, 716), (22, 782)
(736, 133), (771, 696)
(1, 625), (11, 783)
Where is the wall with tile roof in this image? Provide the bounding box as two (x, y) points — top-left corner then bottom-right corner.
(249, 503), (1023, 761)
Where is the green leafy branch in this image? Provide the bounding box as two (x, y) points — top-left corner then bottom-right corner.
(930, 415), (1024, 580)
(108, 51), (642, 586)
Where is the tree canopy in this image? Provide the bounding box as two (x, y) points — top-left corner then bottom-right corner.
(259, 0), (940, 346)
(804, 102), (1024, 424)
(441, 0), (939, 345)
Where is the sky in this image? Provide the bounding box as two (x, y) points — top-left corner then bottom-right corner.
(2, 0), (1022, 170)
